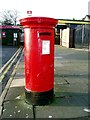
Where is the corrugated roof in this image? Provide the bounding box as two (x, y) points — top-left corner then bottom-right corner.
(0, 25), (20, 29)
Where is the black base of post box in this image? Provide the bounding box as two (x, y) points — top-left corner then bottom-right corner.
(25, 89), (54, 105)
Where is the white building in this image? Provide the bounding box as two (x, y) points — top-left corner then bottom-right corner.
(83, 15), (90, 21)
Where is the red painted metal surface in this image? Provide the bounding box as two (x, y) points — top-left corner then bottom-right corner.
(20, 17), (58, 92)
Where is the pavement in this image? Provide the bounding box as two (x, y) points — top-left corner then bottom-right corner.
(0, 45), (89, 119)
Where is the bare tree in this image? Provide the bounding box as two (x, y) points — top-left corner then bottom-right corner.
(0, 9), (20, 25)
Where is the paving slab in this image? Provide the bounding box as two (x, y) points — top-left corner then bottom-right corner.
(2, 100), (33, 118)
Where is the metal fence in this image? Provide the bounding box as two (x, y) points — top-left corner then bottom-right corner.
(75, 25), (90, 49)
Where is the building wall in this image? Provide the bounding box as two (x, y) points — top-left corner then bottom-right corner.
(0, 25), (22, 46)
(61, 28), (70, 48)
(0, 29), (1, 45)
(1, 29), (21, 46)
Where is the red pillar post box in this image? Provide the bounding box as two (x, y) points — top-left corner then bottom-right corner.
(20, 17), (58, 105)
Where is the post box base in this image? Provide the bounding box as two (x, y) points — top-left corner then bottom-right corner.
(25, 89), (54, 106)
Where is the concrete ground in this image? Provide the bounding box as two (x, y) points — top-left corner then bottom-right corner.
(0, 45), (89, 119)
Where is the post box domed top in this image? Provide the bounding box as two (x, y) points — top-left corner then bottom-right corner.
(20, 17), (58, 28)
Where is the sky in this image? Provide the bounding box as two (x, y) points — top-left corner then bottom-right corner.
(0, 0), (89, 21)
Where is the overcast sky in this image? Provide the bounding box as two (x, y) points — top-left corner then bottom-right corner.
(0, 0), (89, 20)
